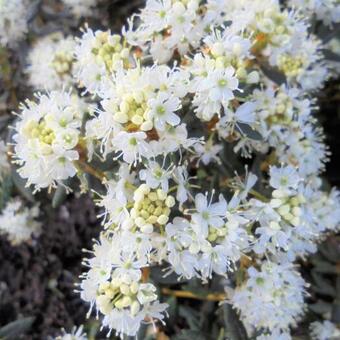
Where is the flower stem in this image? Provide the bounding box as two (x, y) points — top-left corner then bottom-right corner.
(76, 159), (107, 182)
(161, 288), (227, 301)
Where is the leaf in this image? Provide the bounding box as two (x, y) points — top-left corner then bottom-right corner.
(317, 22), (340, 43)
(322, 49), (340, 62)
(311, 259), (337, 274)
(166, 296), (178, 326)
(172, 330), (208, 340)
(0, 317), (35, 339)
(52, 184), (68, 208)
(0, 175), (13, 211)
(222, 304), (248, 340)
(235, 123), (263, 141)
(311, 271), (336, 297)
(11, 168), (34, 202)
(259, 63), (286, 85)
(179, 306), (201, 331)
(309, 301), (332, 315)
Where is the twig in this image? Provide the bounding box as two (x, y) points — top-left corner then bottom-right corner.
(161, 288), (227, 301)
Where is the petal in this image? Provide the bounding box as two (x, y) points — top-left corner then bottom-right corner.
(195, 193), (207, 212)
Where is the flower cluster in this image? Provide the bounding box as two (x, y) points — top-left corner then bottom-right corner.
(62, 0), (98, 18)
(231, 261), (307, 333)
(9, 0), (340, 338)
(27, 33), (76, 91)
(13, 91), (87, 191)
(0, 199), (41, 245)
(53, 325), (87, 340)
(310, 320), (340, 340)
(0, 0), (28, 46)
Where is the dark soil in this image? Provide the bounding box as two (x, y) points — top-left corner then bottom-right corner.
(0, 195), (100, 339)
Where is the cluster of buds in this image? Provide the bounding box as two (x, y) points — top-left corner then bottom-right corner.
(96, 274), (157, 317)
(127, 185), (176, 234)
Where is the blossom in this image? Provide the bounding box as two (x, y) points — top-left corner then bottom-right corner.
(0, 0), (28, 46)
(146, 92), (181, 131)
(13, 91), (86, 190)
(310, 320), (340, 340)
(62, 0), (98, 18)
(54, 325), (87, 340)
(26, 33), (75, 91)
(80, 232), (167, 337)
(231, 261), (307, 332)
(0, 199), (41, 245)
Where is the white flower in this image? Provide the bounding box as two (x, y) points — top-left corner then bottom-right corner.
(112, 131), (150, 164)
(13, 91), (85, 190)
(269, 165), (301, 193)
(75, 28), (130, 96)
(146, 92), (181, 131)
(310, 320), (340, 340)
(0, 199), (41, 245)
(62, 0), (98, 18)
(26, 33), (75, 91)
(289, 0), (340, 26)
(231, 261), (307, 332)
(193, 139), (222, 165)
(0, 0), (28, 46)
(80, 232), (167, 337)
(139, 160), (173, 192)
(54, 325), (87, 340)
(191, 193), (227, 235)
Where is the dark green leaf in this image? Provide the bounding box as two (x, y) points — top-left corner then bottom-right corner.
(311, 259), (337, 274)
(311, 271), (336, 297)
(309, 301), (332, 315)
(52, 185), (68, 208)
(11, 168), (34, 202)
(172, 330), (208, 340)
(235, 123), (263, 141)
(222, 304), (248, 340)
(259, 64), (286, 85)
(0, 317), (35, 339)
(322, 49), (340, 62)
(317, 23), (340, 43)
(179, 306), (201, 331)
(0, 175), (13, 211)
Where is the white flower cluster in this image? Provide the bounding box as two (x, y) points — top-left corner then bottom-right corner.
(0, 0), (28, 46)
(26, 33), (76, 91)
(62, 0), (98, 18)
(289, 0), (340, 26)
(54, 325), (87, 340)
(310, 320), (340, 340)
(11, 0), (340, 338)
(231, 261), (306, 333)
(0, 199), (41, 245)
(13, 91), (87, 191)
(248, 165), (340, 261)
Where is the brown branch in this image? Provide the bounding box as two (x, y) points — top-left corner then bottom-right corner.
(161, 288), (227, 301)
